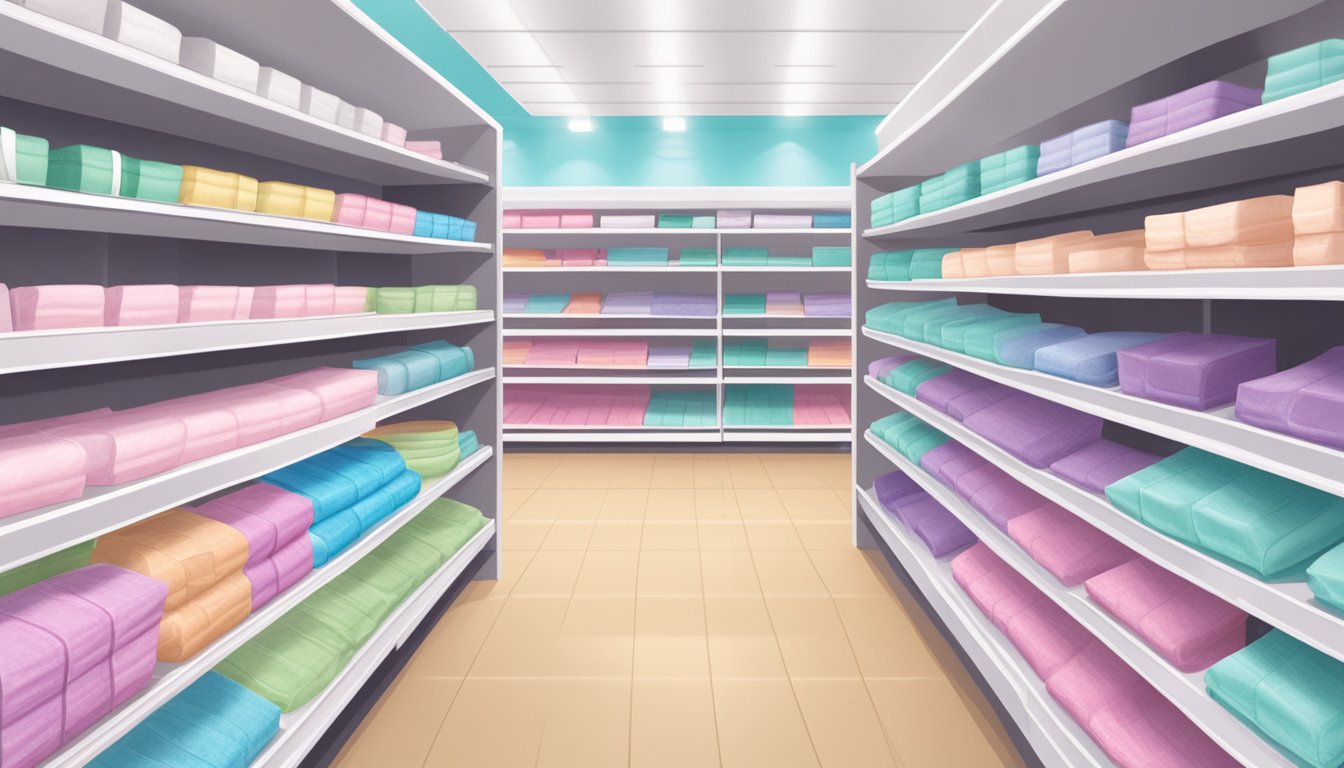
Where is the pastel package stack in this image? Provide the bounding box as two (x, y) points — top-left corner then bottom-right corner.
(504, 385), (653, 427)
(255, 182), (336, 222)
(1115, 332), (1276, 410)
(1145, 195), (1295, 270)
(1048, 439), (1162, 494)
(723, 384), (795, 427)
(1013, 231), (1094, 275)
(0, 564), (168, 768)
(1105, 447), (1344, 579)
(1262, 38), (1344, 103)
(1236, 345), (1344, 449)
(869, 187), (920, 228)
(193, 483), (316, 611)
(87, 671), (279, 768)
(870, 412), (950, 465)
(873, 469), (976, 557)
(918, 162), (979, 213)
(1125, 81), (1261, 147)
(352, 341), (474, 396)
(1292, 181), (1344, 265)
(0, 125), (49, 185)
(91, 509), (253, 662)
(216, 500), (487, 713)
(978, 145), (1039, 195)
(261, 440), (421, 567)
(179, 37), (260, 92)
(791, 384), (851, 427)
(364, 420), (470, 478)
(951, 544), (1238, 767)
(643, 390), (718, 428)
(1037, 120), (1128, 175)
(1032, 332), (1166, 387)
(8, 285), (104, 330)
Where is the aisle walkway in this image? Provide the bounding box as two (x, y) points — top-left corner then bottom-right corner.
(334, 453), (1024, 767)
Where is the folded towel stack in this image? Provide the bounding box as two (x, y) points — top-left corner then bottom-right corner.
(723, 384), (795, 426)
(644, 390), (717, 427)
(811, 246), (852, 267)
(1145, 194), (1295, 270)
(0, 563), (168, 767)
(1293, 180), (1344, 265)
(607, 247), (669, 266)
(870, 186), (920, 229)
(1106, 447), (1344, 579)
(792, 384), (851, 426)
(717, 209), (752, 228)
(978, 145), (1040, 195)
(1263, 38), (1344, 103)
(1205, 630), (1344, 768)
(723, 247), (769, 266)
(365, 420), (475, 478)
(602, 291), (654, 315)
(951, 544), (1238, 768)
(1126, 81), (1261, 148)
(766, 291), (803, 316)
(808, 338), (851, 367)
(870, 412), (950, 464)
(753, 213), (812, 229)
(580, 340), (650, 367)
(216, 499), (486, 712)
(0, 125), (49, 185)
(504, 385), (653, 427)
(1237, 346), (1344, 449)
(255, 181), (336, 221)
(0, 367), (377, 518)
(1048, 439), (1163, 495)
(91, 509), (254, 662)
(88, 671), (279, 768)
(723, 293), (766, 315)
(658, 214), (693, 229)
(813, 212), (851, 229)
(678, 247), (717, 266)
(261, 440), (420, 568)
(918, 162), (980, 213)
(873, 469), (976, 557)
(600, 214), (656, 229)
(352, 341), (474, 396)
(1115, 332), (1276, 409)
(1038, 120), (1129, 176)
(1034, 332), (1167, 387)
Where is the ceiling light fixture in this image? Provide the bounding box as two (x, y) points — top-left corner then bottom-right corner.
(662, 116), (687, 132)
(568, 117), (595, 133)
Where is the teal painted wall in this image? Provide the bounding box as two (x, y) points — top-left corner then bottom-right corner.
(354, 0), (878, 186)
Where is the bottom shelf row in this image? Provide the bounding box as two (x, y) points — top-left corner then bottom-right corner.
(502, 383), (852, 429)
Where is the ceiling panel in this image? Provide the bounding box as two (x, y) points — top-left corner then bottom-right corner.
(419, 0), (997, 117)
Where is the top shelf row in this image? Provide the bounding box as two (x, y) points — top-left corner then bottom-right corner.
(0, 0), (494, 187)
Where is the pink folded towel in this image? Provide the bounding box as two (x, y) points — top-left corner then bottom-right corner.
(45, 411), (189, 486)
(105, 285), (180, 327)
(303, 284), (336, 316)
(9, 285), (105, 331)
(333, 286), (368, 314)
(194, 483), (314, 564)
(0, 284), (11, 333)
(389, 203), (417, 235)
(250, 285), (307, 319)
(136, 398), (241, 464)
(267, 368), (379, 420)
(332, 194), (394, 231)
(178, 286), (241, 323)
(0, 409), (113, 440)
(381, 122), (407, 146)
(1006, 505), (1136, 586)
(0, 433), (88, 518)
(234, 287), (253, 320)
(405, 140), (442, 160)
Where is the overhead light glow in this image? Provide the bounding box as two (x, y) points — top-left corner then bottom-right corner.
(662, 116), (687, 132)
(568, 117), (595, 132)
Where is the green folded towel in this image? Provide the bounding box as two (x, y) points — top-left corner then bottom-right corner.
(812, 246), (852, 267)
(0, 541), (95, 597)
(658, 214), (693, 229)
(607, 247), (669, 265)
(414, 285), (477, 312)
(1, 127), (49, 185)
(724, 294), (766, 315)
(645, 389), (716, 427)
(724, 339), (767, 366)
(868, 251), (915, 281)
(885, 359), (951, 395)
(119, 157), (183, 203)
(375, 287), (416, 314)
(765, 347), (808, 367)
(46, 144), (118, 195)
(724, 384), (793, 426)
(678, 248), (718, 266)
(723, 247), (769, 266)
(689, 338), (718, 367)
(909, 248), (955, 280)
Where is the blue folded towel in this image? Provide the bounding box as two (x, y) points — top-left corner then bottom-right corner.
(1033, 332), (1166, 387)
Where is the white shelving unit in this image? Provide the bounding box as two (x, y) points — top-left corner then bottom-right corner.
(853, 2), (1344, 766)
(502, 187), (855, 444)
(0, 1), (502, 765)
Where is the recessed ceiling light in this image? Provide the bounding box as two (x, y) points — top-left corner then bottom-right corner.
(662, 116), (687, 132)
(568, 117), (595, 132)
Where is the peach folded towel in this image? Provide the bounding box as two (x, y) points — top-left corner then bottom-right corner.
(986, 244), (1019, 276)
(565, 292), (603, 314)
(1184, 195), (1294, 247)
(1067, 230), (1148, 274)
(808, 338), (851, 367)
(1294, 232), (1344, 266)
(960, 248), (990, 277)
(1184, 240), (1294, 269)
(1015, 230), (1094, 275)
(1293, 181), (1344, 234)
(92, 509), (250, 612)
(155, 570), (251, 662)
(503, 340), (532, 365)
(941, 251), (965, 278)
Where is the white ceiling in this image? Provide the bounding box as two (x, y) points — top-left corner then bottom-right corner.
(416, 0), (996, 117)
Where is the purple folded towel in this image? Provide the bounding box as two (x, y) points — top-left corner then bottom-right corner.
(648, 345), (692, 368)
(602, 292), (654, 315)
(1126, 80), (1262, 147)
(869, 355), (916, 379)
(651, 293), (716, 317)
(504, 293), (527, 313)
(1049, 439), (1163, 494)
(945, 381), (1017, 422)
(893, 493), (977, 556)
(919, 440), (974, 479)
(803, 293), (851, 317)
(1236, 346), (1344, 448)
(1116, 332), (1276, 411)
(874, 470), (923, 507)
(915, 369), (998, 413)
(963, 391), (1103, 468)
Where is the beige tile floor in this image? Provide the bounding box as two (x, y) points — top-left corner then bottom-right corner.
(333, 452), (1025, 768)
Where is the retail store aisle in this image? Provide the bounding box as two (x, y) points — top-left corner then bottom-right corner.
(333, 453), (1024, 767)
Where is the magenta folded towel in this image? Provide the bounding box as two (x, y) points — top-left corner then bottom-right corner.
(105, 285), (179, 327)
(0, 433), (88, 519)
(194, 483), (315, 565)
(9, 285), (105, 331)
(178, 285), (241, 323)
(243, 534), (313, 611)
(44, 411), (189, 486)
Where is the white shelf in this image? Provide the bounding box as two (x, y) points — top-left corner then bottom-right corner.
(724, 431), (851, 443)
(503, 431), (723, 443)
(861, 0), (1321, 177)
(866, 265), (1344, 301)
(503, 266), (719, 273)
(503, 327), (717, 338)
(49, 449), (493, 768)
(253, 520), (495, 768)
(855, 486), (1110, 768)
(723, 376), (852, 385)
(865, 433), (1292, 767)
(502, 375), (718, 385)
(0, 311), (495, 375)
(723, 328), (852, 338)
(864, 80), (1344, 240)
(0, 3), (491, 186)
(0, 185), (491, 255)
(865, 375), (1344, 666)
(0, 368), (495, 573)
(864, 326), (1344, 499)
(721, 266), (853, 273)
(504, 185), (851, 210)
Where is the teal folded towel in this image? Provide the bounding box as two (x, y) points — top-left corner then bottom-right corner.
(723, 247), (769, 266)
(608, 247), (669, 265)
(678, 248), (718, 266)
(724, 294), (767, 315)
(658, 214), (693, 229)
(525, 293), (571, 313)
(812, 246), (852, 267)
(868, 251), (915, 281)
